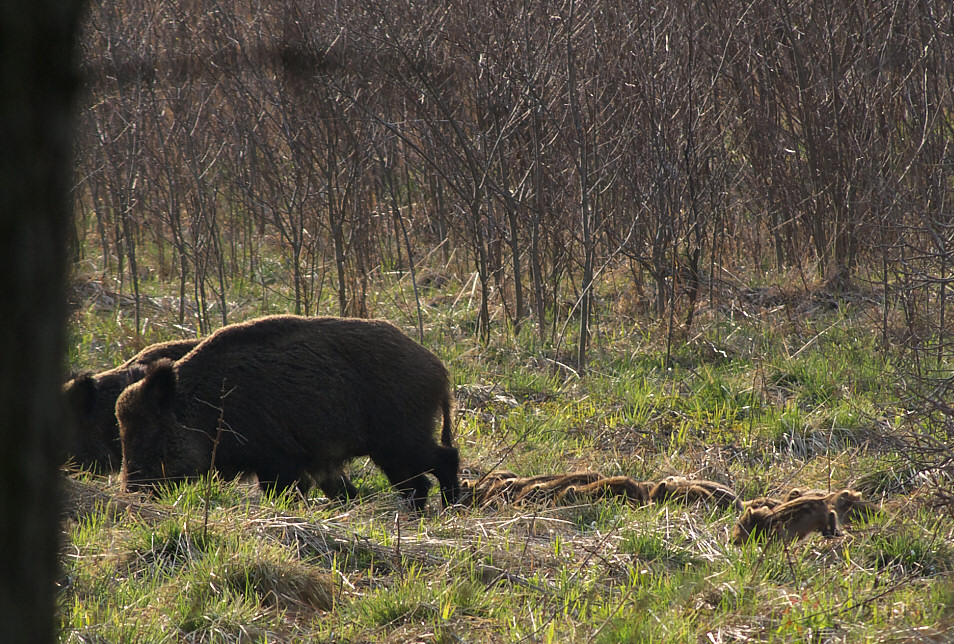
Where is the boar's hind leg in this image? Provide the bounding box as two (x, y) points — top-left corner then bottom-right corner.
(371, 456), (433, 513)
(432, 445), (461, 508)
(384, 445), (461, 511)
(393, 445), (460, 512)
(372, 444), (460, 513)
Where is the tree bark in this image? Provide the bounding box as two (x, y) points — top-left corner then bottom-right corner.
(0, 1), (84, 642)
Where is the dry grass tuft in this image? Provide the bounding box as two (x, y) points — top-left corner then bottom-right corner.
(61, 471), (171, 524)
(214, 556), (336, 613)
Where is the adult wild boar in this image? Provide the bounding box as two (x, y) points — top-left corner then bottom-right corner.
(64, 339), (199, 471)
(117, 315), (460, 511)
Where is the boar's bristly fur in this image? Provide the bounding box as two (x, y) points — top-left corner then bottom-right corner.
(63, 339), (199, 471)
(117, 315), (460, 512)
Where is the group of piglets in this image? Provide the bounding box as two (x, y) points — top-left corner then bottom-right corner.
(461, 471), (878, 545)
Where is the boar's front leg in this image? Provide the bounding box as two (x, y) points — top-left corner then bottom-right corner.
(256, 467), (313, 497)
(317, 471), (358, 501)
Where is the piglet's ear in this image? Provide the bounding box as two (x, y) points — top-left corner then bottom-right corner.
(142, 359), (177, 415)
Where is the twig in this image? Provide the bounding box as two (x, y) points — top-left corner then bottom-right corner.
(394, 511), (403, 581)
(789, 318), (842, 359)
(204, 378), (235, 540)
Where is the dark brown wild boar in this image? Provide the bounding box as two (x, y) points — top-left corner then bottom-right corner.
(64, 339), (199, 471)
(117, 315), (460, 511)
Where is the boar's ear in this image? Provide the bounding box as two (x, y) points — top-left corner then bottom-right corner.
(141, 359), (178, 416)
(124, 362), (148, 384)
(65, 373), (97, 416)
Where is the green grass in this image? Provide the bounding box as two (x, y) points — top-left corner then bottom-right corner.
(60, 261), (954, 643)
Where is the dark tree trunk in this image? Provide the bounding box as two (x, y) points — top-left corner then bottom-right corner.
(0, 1), (84, 642)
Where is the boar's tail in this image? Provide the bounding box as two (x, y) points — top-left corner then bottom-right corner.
(441, 392), (454, 447)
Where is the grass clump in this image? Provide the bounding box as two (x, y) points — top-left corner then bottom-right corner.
(865, 523), (954, 577)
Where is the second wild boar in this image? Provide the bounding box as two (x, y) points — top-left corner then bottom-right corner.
(117, 315), (460, 511)
(64, 339), (199, 471)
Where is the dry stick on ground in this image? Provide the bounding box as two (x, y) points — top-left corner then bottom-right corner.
(789, 318), (843, 360)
